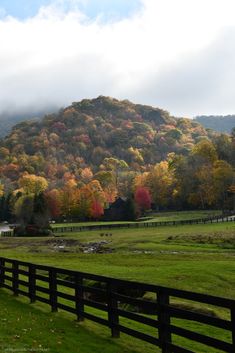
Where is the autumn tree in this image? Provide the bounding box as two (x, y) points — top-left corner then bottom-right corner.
(212, 160), (234, 209)
(18, 174), (48, 195)
(103, 157), (128, 191)
(74, 187), (91, 220)
(134, 172), (149, 190)
(118, 171), (137, 198)
(134, 187), (151, 215)
(94, 171), (114, 188)
(191, 139), (218, 165)
(94, 171), (117, 203)
(45, 189), (62, 219)
(146, 161), (175, 210)
(194, 165), (215, 208)
(60, 179), (78, 219)
(213, 134), (233, 164)
(168, 154), (194, 208)
(90, 200), (104, 220)
(80, 167), (93, 184)
(181, 140), (218, 208)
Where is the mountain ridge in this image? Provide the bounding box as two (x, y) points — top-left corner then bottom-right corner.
(194, 115), (235, 133)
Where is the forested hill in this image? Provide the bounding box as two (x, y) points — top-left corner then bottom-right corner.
(194, 115), (235, 133)
(0, 96), (219, 185)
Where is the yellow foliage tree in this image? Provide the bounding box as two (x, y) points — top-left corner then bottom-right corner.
(191, 140), (218, 164)
(146, 161), (175, 208)
(60, 179), (78, 217)
(18, 174), (48, 195)
(134, 172), (149, 190)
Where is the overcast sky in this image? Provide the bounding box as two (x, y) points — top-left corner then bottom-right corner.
(1, 0), (235, 117)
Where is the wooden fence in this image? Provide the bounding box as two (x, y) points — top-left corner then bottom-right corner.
(53, 214), (235, 234)
(0, 257), (235, 353)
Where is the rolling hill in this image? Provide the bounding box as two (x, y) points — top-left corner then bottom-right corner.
(0, 96), (219, 185)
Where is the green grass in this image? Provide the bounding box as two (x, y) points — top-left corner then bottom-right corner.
(52, 220), (136, 228)
(143, 210), (222, 222)
(0, 220), (235, 353)
(0, 289), (154, 353)
(1, 287), (232, 353)
(52, 210), (222, 228)
(1, 282), (233, 353)
(0, 222), (235, 297)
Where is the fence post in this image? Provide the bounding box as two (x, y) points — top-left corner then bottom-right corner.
(107, 281), (120, 338)
(158, 289), (171, 353)
(75, 275), (84, 322)
(12, 260), (19, 296)
(0, 258), (5, 287)
(49, 268), (57, 312)
(29, 264), (36, 303)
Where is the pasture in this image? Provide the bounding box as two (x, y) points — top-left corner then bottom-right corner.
(51, 210), (222, 228)
(0, 222), (235, 297)
(0, 216), (235, 353)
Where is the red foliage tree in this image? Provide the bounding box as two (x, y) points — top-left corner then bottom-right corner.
(90, 200), (104, 220)
(134, 187), (151, 214)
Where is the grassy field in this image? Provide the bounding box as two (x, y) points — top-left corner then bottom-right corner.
(1, 288), (231, 353)
(0, 290), (151, 353)
(52, 210), (222, 228)
(0, 217), (234, 353)
(0, 222), (235, 297)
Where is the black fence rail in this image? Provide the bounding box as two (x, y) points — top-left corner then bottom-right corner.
(53, 213), (235, 234)
(0, 257), (235, 353)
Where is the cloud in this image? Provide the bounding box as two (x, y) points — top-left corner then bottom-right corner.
(0, 0), (235, 117)
(131, 28), (235, 116)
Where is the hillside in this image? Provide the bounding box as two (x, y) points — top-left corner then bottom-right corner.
(194, 115), (235, 133)
(0, 96), (219, 186)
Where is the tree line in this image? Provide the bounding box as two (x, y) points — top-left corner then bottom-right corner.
(0, 138), (234, 235)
